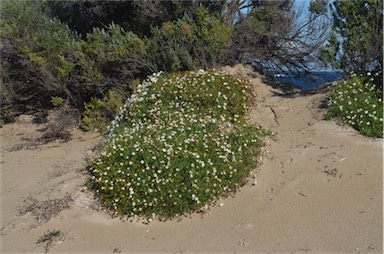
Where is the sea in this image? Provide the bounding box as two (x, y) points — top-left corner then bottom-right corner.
(271, 71), (346, 90)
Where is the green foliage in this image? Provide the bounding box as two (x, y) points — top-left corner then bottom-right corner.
(321, 0), (383, 73)
(87, 70), (269, 220)
(326, 71), (383, 138)
(81, 90), (125, 133)
(0, 1), (149, 120)
(145, 7), (232, 72)
(191, 8), (232, 67)
(84, 23), (153, 80)
(1, 1), (231, 123)
(221, 0), (321, 72)
(251, 5), (287, 35)
(51, 97), (65, 107)
(36, 229), (62, 254)
(0, 0), (88, 113)
(36, 229), (62, 245)
(44, 1), (227, 38)
(2, 0), (82, 78)
(309, 0), (328, 15)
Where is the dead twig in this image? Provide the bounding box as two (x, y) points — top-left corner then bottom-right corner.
(298, 191), (307, 197)
(18, 195), (73, 226)
(268, 106), (280, 126)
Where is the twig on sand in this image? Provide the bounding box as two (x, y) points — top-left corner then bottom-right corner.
(298, 191), (307, 197)
(268, 106), (280, 126)
(18, 195), (73, 226)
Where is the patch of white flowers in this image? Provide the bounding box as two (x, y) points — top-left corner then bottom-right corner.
(88, 70), (267, 219)
(327, 71), (383, 137)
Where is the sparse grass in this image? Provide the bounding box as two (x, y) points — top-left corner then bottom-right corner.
(36, 229), (63, 254)
(326, 71), (383, 138)
(86, 70), (269, 221)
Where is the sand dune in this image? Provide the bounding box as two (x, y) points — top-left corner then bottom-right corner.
(1, 65), (382, 253)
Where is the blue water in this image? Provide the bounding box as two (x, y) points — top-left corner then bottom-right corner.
(272, 71), (346, 90)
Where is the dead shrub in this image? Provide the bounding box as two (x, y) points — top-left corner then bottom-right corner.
(18, 195), (73, 226)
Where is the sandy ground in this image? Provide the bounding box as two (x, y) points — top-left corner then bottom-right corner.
(1, 65), (382, 253)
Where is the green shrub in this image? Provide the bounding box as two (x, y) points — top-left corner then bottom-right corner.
(1, 0), (83, 80)
(1, 1), (232, 124)
(83, 23), (153, 82)
(81, 90), (125, 133)
(86, 70), (268, 220)
(0, 0), (89, 113)
(145, 7), (232, 72)
(326, 71), (383, 137)
(51, 96), (65, 107)
(0, 1), (149, 119)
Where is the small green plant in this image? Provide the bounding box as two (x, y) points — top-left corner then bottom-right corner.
(51, 96), (65, 107)
(87, 70), (269, 221)
(36, 229), (62, 254)
(81, 90), (125, 133)
(326, 71), (383, 137)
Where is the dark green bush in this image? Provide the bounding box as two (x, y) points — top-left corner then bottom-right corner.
(83, 23), (154, 85)
(145, 7), (232, 72)
(1, 0), (89, 116)
(0, 1), (232, 128)
(0, 1), (149, 121)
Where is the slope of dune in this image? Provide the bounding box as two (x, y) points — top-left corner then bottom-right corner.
(1, 65), (382, 253)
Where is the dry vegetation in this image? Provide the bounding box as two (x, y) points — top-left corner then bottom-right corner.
(18, 195), (74, 226)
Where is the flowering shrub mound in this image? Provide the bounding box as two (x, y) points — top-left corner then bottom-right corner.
(326, 72), (383, 137)
(86, 70), (269, 220)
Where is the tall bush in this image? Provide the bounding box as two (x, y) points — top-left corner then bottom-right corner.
(0, 1), (149, 121)
(83, 23), (154, 89)
(0, 1), (231, 126)
(320, 0), (383, 74)
(145, 7), (232, 72)
(1, 0), (91, 116)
